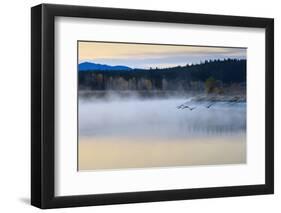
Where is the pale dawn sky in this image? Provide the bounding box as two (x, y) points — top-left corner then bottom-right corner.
(78, 41), (246, 69)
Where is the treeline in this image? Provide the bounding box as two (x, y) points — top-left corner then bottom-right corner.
(79, 59), (246, 92)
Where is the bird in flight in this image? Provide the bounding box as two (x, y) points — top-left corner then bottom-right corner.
(177, 104), (196, 110)
(206, 102), (215, 108)
(183, 105), (196, 110)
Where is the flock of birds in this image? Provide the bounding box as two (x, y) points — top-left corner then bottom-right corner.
(177, 96), (241, 111)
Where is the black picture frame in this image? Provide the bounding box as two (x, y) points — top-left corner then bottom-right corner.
(31, 3), (274, 209)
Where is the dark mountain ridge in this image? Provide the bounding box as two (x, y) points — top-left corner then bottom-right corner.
(79, 62), (132, 71)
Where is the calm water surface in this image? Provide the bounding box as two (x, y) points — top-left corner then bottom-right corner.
(79, 97), (246, 139)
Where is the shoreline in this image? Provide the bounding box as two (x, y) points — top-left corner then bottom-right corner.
(78, 90), (246, 101)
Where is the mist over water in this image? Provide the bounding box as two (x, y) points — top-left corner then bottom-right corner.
(79, 95), (246, 139)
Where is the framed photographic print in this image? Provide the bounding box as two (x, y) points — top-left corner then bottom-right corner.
(31, 3), (274, 209)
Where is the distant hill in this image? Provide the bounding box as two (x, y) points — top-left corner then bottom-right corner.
(79, 62), (132, 71)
